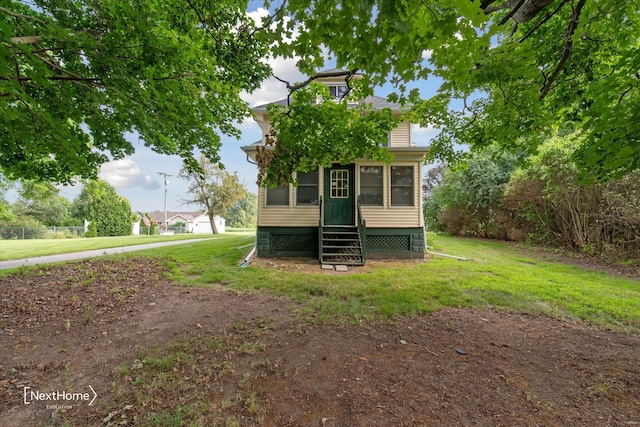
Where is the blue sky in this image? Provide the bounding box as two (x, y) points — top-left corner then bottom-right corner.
(8, 4), (441, 214)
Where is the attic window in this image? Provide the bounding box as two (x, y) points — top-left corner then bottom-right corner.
(328, 85), (348, 99)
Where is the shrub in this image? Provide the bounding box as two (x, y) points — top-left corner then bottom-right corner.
(85, 221), (98, 238)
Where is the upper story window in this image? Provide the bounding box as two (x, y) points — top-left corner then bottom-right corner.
(266, 184), (289, 206)
(359, 166), (383, 206)
(390, 166), (414, 206)
(295, 170), (319, 205)
(380, 132), (390, 148)
(328, 85), (349, 99)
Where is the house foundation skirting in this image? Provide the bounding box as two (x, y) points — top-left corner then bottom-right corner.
(363, 227), (425, 260)
(256, 226), (424, 259)
(257, 227), (319, 258)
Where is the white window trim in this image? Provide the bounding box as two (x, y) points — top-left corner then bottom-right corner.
(294, 170), (320, 207)
(265, 184), (290, 207)
(358, 165), (385, 207)
(389, 164), (416, 208)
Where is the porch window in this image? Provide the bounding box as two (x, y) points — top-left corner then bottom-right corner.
(359, 166), (383, 206)
(296, 169), (319, 205)
(390, 166), (414, 206)
(266, 184), (289, 206)
(330, 170), (349, 198)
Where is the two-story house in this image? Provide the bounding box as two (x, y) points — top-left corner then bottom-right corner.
(241, 70), (429, 265)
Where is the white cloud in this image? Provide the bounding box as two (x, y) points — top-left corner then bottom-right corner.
(99, 158), (161, 190)
(412, 124), (439, 144)
(243, 7), (317, 107)
(242, 59), (306, 107)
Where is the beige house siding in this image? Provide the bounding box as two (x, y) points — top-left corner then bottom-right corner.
(389, 121), (412, 147)
(357, 160), (423, 228)
(258, 161), (424, 228)
(257, 173), (321, 227)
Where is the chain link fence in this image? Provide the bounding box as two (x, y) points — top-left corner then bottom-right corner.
(1, 225), (191, 240)
(0, 226), (86, 240)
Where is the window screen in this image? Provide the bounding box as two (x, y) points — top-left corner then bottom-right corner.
(296, 170), (319, 205)
(390, 166), (414, 206)
(359, 166), (383, 206)
(266, 185), (289, 206)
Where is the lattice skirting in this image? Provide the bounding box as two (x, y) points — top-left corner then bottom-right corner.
(366, 235), (410, 251)
(271, 233), (316, 251)
(256, 226), (424, 259)
(364, 228), (425, 258)
(256, 227), (318, 257)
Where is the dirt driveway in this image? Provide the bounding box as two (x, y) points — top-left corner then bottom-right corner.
(1, 256), (639, 426)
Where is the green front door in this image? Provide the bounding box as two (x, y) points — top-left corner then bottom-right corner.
(324, 164), (354, 225)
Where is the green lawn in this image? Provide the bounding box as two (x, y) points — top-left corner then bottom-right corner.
(134, 233), (640, 333)
(3, 232), (637, 332)
(0, 233), (218, 261)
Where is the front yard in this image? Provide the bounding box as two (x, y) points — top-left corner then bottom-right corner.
(1, 234), (638, 425)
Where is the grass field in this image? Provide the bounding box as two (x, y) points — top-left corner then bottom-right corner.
(2, 232), (638, 331)
(0, 233), (215, 261)
(132, 233), (640, 333)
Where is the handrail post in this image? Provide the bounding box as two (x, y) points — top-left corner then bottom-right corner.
(318, 196), (323, 263)
(357, 195), (366, 264)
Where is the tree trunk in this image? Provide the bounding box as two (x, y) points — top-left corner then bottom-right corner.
(483, 0), (557, 23)
(209, 213), (220, 234)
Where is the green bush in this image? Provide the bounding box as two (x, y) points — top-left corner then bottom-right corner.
(85, 221), (98, 238)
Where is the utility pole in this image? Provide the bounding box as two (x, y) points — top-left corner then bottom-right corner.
(158, 172), (172, 232)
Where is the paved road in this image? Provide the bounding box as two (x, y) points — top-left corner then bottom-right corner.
(0, 238), (216, 270)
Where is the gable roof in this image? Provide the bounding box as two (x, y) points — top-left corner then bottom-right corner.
(147, 211), (205, 223)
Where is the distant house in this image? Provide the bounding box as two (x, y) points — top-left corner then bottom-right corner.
(146, 212), (225, 234)
(241, 70), (429, 265)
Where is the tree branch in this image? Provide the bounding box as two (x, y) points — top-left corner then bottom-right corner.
(32, 51), (85, 80)
(484, 0), (558, 23)
(279, 69), (360, 92)
(249, 0), (288, 37)
(519, 0), (570, 43)
(10, 35), (43, 44)
(539, 0), (587, 100)
(618, 75), (639, 104)
(0, 6), (46, 23)
(152, 73), (195, 81)
(0, 76), (103, 82)
(498, 0), (527, 25)
(186, 0), (217, 41)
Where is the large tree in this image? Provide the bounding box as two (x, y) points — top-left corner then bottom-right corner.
(1, 0), (271, 183)
(11, 180), (71, 226)
(0, 174), (13, 221)
(71, 179), (132, 236)
(179, 155), (246, 234)
(226, 192), (257, 228)
(261, 0), (639, 181)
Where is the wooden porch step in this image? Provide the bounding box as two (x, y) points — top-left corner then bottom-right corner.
(320, 224), (364, 266)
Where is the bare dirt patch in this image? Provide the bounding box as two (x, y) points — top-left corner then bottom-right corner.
(1, 257), (639, 426)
